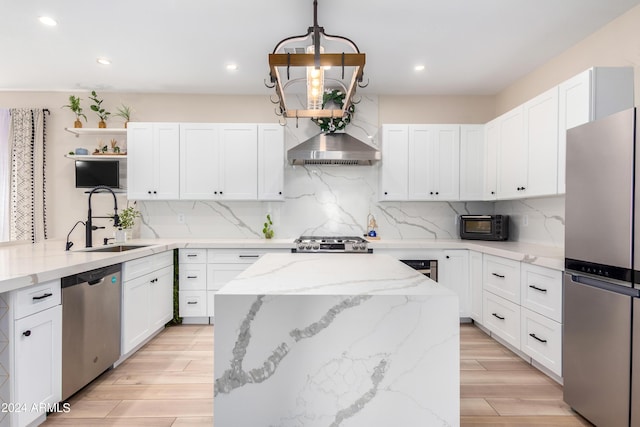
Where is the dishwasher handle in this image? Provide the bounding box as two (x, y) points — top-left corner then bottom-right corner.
(62, 263), (121, 288)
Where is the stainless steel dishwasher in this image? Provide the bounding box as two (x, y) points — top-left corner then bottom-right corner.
(61, 264), (122, 401)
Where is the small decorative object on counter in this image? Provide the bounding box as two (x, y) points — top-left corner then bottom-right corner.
(114, 104), (132, 128)
(263, 214), (274, 239)
(89, 90), (110, 128)
(115, 204), (141, 241)
(366, 213), (379, 239)
(62, 95), (87, 128)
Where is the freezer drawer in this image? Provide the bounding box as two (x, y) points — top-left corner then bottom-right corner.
(563, 273), (631, 427)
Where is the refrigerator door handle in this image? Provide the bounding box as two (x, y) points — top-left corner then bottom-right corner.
(569, 273), (638, 296)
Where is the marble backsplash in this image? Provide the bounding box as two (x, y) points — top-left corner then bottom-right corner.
(137, 95), (565, 248)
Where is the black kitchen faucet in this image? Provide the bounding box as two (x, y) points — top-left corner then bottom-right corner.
(85, 186), (120, 248)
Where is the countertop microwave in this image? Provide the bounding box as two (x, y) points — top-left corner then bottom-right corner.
(459, 215), (509, 241)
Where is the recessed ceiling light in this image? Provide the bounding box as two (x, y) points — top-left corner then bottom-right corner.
(96, 58), (111, 65)
(414, 65), (426, 72)
(38, 16), (57, 26)
(226, 64), (238, 71)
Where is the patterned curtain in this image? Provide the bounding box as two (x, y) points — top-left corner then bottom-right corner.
(9, 109), (48, 242)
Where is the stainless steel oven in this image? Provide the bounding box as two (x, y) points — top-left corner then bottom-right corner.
(400, 259), (438, 282)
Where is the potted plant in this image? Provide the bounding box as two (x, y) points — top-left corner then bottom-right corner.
(114, 104), (132, 128)
(117, 205), (141, 240)
(262, 214), (274, 239)
(88, 90), (110, 128)
(62, 95), (87, 128)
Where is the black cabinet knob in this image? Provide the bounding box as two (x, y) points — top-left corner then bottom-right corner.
(384, 192), (388, 195)
(430, 191), (434, 195)
(220, 191), (223, 194)
(491, 191), (495, 195)
(446, 255), (450, 259)
(278, 191), (282, 195)
(23, 330), (31, 337)
(214, 191), (218, 195)
(148, 191), (151, 194)
(153, 191), (157, 194)
(435, 192), (439, 195)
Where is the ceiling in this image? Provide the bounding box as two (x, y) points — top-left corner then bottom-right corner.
(2, 0), (640, 96)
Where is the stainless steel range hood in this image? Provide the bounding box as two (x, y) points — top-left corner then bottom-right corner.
(287, 133), (381, 165)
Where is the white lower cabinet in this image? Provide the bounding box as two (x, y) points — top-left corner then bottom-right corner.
(481, 253), (563, 379)
(469, 251), (483, 323)
(521, 307), (562, 376)
(14, 304), (62, 427)
(483, 291), (521, 349)
(440, 250), (470, 317)
(179, 249), (287, 322)
(122, 252), (174, 355)
(8, 279), (62, 427)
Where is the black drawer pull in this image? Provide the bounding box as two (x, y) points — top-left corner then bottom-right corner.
(239, 255), (260, 259)
(186, 254), (198, 257)
(492, 313), (505, 320)
(492, 273), (505, 279)
(187, 276), (198, 279)
(23, 330), (31, 337)
(529, 285), (548, 293)
(529, 333), (547, 343)
(33, 293), (53, 301)
(187, 301), (198, 305)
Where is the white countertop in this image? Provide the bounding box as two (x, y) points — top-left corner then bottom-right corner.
(217, 253), (449, 296)
(0, 237), (564, 293)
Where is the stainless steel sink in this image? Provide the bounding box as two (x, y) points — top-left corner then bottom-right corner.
(83, 245), (149, 253)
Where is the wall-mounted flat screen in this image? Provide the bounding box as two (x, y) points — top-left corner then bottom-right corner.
(75, 160), (120, 188)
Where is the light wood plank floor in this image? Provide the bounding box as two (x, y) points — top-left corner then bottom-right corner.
(43, 323), (592, 426)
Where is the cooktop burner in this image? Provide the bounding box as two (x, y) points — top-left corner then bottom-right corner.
(293, 236), (371, 253)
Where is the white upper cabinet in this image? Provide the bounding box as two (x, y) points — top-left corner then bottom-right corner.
(127, 122), (180, 200)
(497, 106), (526, 199)
(258, 124), (285, 200)
(381, 124), (459, 201)
(524, 87), (559, 198)
(180, 124), (257, 200)
(557, 67), (634, 193)
(219, 124), (258, 200)
(459, 125), (485, 201)
(483, 118), (499, 200)
(379, 125), (409, 201)
(180, 123), (220, 200)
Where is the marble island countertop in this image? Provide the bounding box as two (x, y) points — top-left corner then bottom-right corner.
(0, 237), (563, 293)
(219, 253), (452, 296)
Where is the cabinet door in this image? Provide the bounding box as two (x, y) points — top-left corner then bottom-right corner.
(432, 125), (460, 200)
(483, 118), (499, 200)
(122, 275), (151, 355)
(408, 125), (432, 200)
(469, 251), (483, 323)
(497, 106), (526, 199)
(440, 250), (470, 317)
(154, 123), (181, 199)
(459, 125), (485, 201)
(258, 124), (284, 200)
(180, 123), (220, 200)
(220, 124), (258, 200)
(379, 125), (408, 201)
(14, 305), (62, 427)
(524, 87), (559, 198)
(149, 266), (174, 331)
(558, 69), (591, 195)
(127, 123), (155, 200)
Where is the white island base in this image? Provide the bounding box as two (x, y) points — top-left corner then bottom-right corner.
(214, 253), (460, 427)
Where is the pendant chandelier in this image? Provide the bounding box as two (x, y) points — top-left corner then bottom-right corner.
(266, 0), (367, 123)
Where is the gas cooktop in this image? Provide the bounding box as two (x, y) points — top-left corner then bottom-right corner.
(293, 236), (371, 253)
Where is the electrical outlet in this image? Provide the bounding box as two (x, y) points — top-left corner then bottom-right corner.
(177, 213), (185, 224)
(523, 215), (529, 227)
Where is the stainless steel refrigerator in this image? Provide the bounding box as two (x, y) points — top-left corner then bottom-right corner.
(564, 107), (640, 427)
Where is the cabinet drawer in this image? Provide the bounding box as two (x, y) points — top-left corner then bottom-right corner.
(483, 255), (521, 304)
(179, 249), (207, 264)
(179, 264), (207, 291)
(123, 251), (174, 281)
(483, 291), (521, 349)
(207, 249), (265, 264)
(207, 264), (247, 291)
(14, 280), (61, 319)
(179, 291), (207, 317)
(521, 264), (563, 322)
(521, 307), (562, 376)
